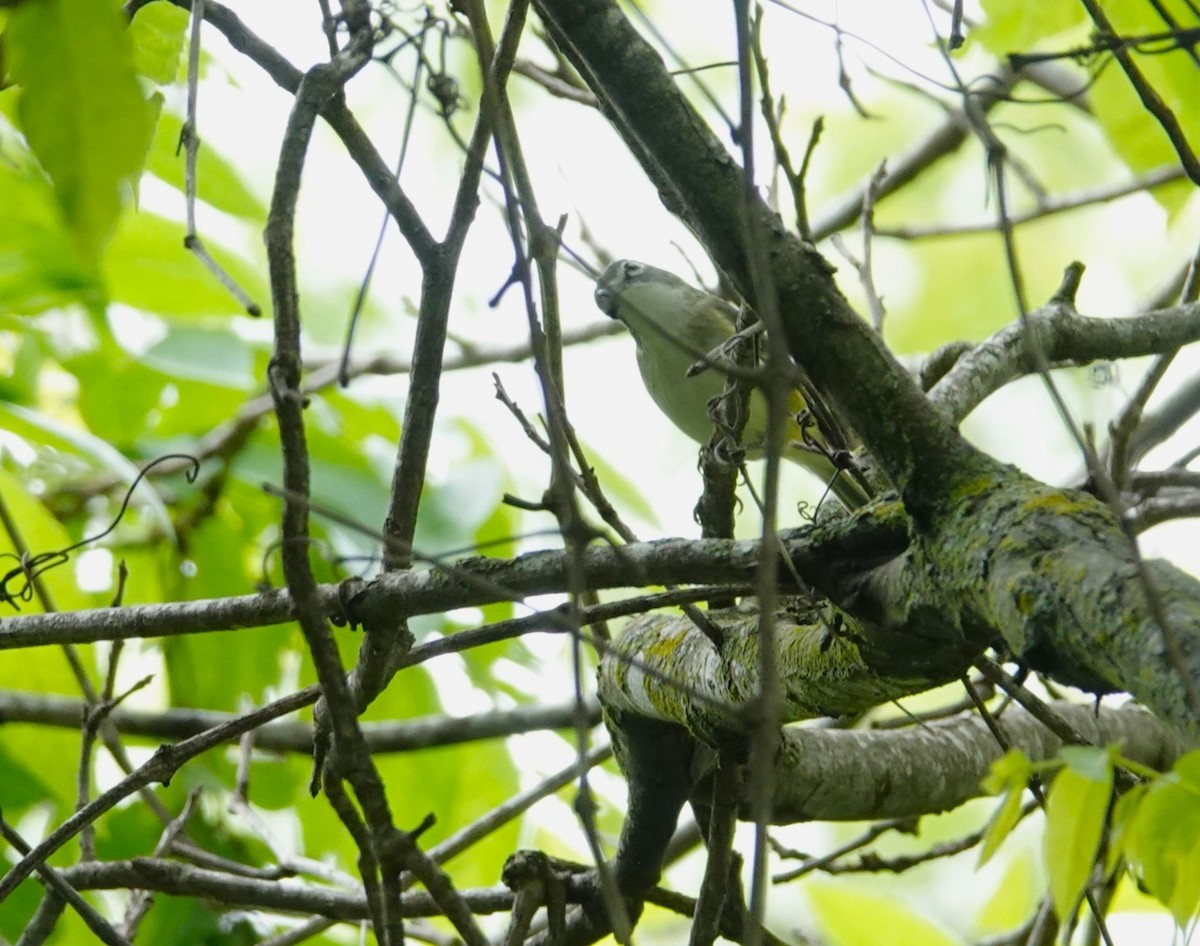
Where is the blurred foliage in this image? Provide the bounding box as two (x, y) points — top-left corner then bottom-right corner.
(6, 0), (157, 263)
(805, 880), (961, 946)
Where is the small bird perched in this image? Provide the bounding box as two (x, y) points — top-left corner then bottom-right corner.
(594, 259), (868, 508)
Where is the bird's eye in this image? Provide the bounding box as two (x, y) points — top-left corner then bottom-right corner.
(621, 260), (645, 280)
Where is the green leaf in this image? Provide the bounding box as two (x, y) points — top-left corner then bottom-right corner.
(128, 0), (189, 85)
(979, 780), (1026, 867)
(806, 881), (963, 946)
(149, 376), (253, 441)
(0, 401), (176, 540)
(385, 738), (521, 887)
(1175, 747), (1200, 789)
(142, 323), (256, 389)
(0, 324), (46, 405)
(0, 465), (92, 614)
(0, 133), (104, 315)
(979, 750), (1033, 867)
(228, 422), (392, 568)
(975, 850), (1042, 937)
(981, 748), (1032, 795)
(134, 894), (258, 946)
(1107, 781), (1146, 874)
(1125, 751), (1200, 927)
(6, 0), (157, 260)
(0, 728), (82, 831)
(94, 802), (166, 862)
(1044, 748), (1113, 922)
(1060, 743), (1116, 781)
(973, 0), (1087, 56)
(415, 456), (508, 556)
(353, 665), (522, 889)
(104, 211), (267, 317)
(320, 389), (401, 445)
(164, 508), (294, 710)
(65, 342), (169, 447)
(1086, 1), (1200, 211)
(145, 110), (268, 221)
(164, 626), (295, 714)
(0, 743), (53, 810)
(0, 877), (48, 943)
(969, 0), (1195, 214)
(579, 434), (660, 526)
(0, 470), (94, 844)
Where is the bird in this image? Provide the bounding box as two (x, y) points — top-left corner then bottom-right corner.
(594, 258), (868, 508)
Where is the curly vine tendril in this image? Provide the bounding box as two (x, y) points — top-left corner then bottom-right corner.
(0, 453), (201, 610)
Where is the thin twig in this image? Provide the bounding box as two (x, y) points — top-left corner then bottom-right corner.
(181, 0), (261, 315)
(1076, 0), (1200, 184)
(0, 816), (134, 946)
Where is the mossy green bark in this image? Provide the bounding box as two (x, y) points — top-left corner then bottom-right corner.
(600, 470), (1200, 750)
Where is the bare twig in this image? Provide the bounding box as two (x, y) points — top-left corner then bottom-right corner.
(875, 165), (1185, 239)
(1076, 0), (1200, 184)
(1, 816), (134, 946)
(181, 0), (261, 315)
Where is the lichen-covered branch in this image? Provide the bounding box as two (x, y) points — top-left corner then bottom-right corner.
(929, 298), (1200, 426)
(599, 476), (1200, 737)
(599, 601), (978, 747)
(0, 524), (901, 650)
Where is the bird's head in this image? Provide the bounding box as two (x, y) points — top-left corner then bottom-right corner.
(593, 259), (649, 319)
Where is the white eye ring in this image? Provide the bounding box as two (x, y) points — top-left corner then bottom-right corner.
(621, 260), (645, 279)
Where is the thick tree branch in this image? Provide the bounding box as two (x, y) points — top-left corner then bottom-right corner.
(759, 702), (1177, 823)
(0, 525), (894, 650)
(929, 298), (1200, 425)
(516, 18), (1200, 944)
